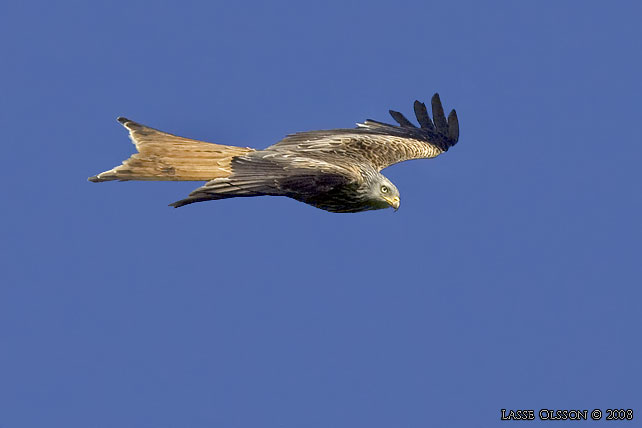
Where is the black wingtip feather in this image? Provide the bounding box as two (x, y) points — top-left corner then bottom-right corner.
(431, 93), (448, 133)
(413, 101), (435, 130)
(447, 109), (459, 142)
(382, 93), (459, 151)
(389, 110), (417, 128)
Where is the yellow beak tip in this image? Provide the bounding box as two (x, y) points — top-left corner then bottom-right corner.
(387, 197), (400, 211)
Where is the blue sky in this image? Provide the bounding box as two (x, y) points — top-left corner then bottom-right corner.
(1, 1), (640, 427)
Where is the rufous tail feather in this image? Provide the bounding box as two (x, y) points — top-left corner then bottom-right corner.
(88, 117), (254, 182)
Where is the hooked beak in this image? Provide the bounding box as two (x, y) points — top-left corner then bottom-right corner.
(385, 196), (400, 211)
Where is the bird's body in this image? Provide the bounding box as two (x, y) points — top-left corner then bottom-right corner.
(89, 94), (459, 213)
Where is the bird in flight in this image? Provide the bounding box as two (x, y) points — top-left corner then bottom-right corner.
(89, 93), (459, 213)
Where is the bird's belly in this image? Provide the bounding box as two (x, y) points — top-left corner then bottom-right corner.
(291, 192), (385, 213)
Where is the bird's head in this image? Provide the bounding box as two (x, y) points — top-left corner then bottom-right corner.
(365, 173), (400, 211)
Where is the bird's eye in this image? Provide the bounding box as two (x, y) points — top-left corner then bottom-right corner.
(381, 185), (389, 193)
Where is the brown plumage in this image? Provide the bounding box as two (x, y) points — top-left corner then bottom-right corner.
(88, 118), (254, 182)
(89, 93), (460, 213)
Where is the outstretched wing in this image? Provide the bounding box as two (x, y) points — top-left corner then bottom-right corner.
(267, 93), (459, 171)
(170, 152), (359, 208)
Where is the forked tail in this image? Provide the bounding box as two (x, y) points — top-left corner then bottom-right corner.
(89, 117), (254, 182)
